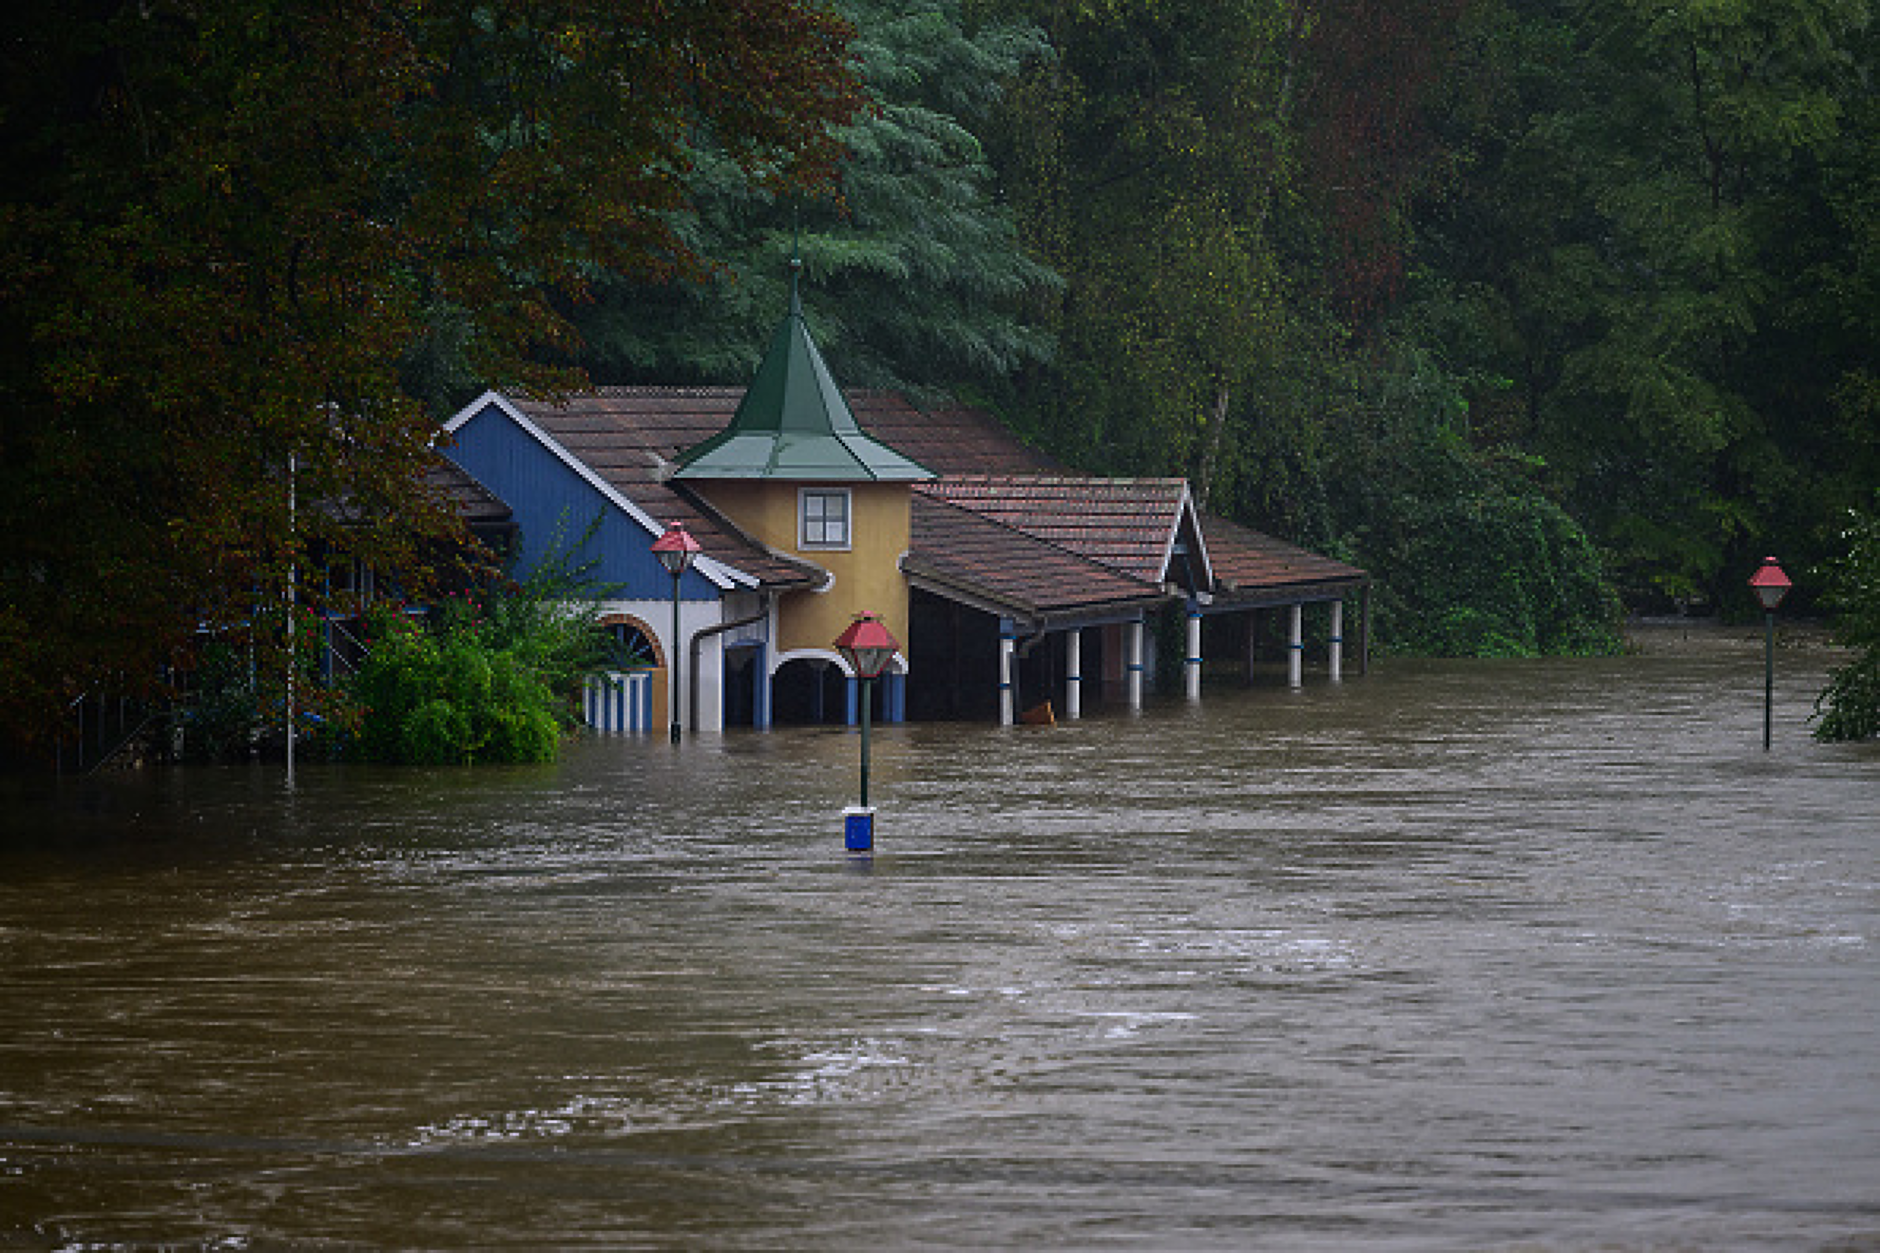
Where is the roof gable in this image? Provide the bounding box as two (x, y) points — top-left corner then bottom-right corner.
(905, 494), (1167, 622)
(1199, 514), (1368, 602)
(919, 475), (1212, 589)
(442, 392), (822, 593)
(441, 387), (1365, 606)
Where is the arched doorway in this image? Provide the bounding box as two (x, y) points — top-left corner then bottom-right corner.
(585, 613), (663, 733)
(771, 654), (852, 726)
(770, 650), (904, 726)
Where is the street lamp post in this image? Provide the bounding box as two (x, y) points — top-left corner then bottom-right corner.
(651, 522), (701, 744)
(1749, 556), (1792, 751)
(833, 610), (899, 852)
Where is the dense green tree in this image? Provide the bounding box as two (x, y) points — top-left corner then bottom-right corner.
(571, 0), (1057, 398)
(1414, 0), (1877, 607)
(0, 0), (863, 754)
(975, 0), (1623, 654)
(1813, 495), (1880, 741)
(977, 0), (1309, 513)
(1324, 331), (1624, 655)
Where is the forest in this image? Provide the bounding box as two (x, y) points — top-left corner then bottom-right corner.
(2, 0), (1876, 752)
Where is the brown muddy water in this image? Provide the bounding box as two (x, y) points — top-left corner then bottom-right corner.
(1, 626), (1876, 1250)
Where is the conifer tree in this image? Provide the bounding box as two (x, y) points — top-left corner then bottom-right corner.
(573, 0), (1058, 397)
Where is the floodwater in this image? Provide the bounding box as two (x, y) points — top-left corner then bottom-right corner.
(1, 627), (1875, 1251)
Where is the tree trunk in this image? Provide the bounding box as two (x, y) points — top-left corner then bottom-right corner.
(1195, 379), (1231, 512)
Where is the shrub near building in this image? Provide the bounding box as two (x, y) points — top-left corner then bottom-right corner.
(343, 577), (609, 766)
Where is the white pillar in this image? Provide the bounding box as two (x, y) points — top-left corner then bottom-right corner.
(1328, 600), (1344, 683)
(1065, 628), (1083, 720)
(1288, 603), (1304, 688)
(1185, 608), (1202, 701)
(999, 629), (1016, 726)
(1126, 618), (1144, 709)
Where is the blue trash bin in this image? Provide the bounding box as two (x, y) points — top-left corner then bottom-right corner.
(843, 805), (875, 852)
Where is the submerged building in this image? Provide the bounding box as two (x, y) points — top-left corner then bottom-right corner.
(439, 279), (1368, 733)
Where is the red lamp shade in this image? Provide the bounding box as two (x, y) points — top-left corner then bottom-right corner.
(834, 611), (900, 679)
(1748, 556), (1791, 612)
(650, 521), (702, 576)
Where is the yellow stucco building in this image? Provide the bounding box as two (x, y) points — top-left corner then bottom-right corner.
(671, 266), (932, 661)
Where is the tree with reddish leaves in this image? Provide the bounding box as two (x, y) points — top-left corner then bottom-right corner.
(1297, 0), (1472, 325)
(0, 0), (863, 758)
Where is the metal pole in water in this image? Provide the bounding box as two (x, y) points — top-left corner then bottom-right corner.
(1763, 609), (1775, 752)
(860, 674), (872, 809)
(834, 611), (894, 853)
(669, 571), (682, 744)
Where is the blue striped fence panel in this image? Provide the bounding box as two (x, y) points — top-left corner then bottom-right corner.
(583, 670), (653, 734)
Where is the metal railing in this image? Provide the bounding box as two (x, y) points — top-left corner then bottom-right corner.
(55, 693), (167, 776)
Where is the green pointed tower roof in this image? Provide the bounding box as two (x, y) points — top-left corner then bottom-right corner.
(673, 264), (934, 482)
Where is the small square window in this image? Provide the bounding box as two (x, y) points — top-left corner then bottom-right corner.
(800, 488), (851, 550)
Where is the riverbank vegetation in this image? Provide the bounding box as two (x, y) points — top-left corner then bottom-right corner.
(1813, 495), (1880, 741)
(0, 0), (864, 754)
(3, 0), (1874, 755)
(335, 528), (620, 764)
(569, 0), (1873, 661)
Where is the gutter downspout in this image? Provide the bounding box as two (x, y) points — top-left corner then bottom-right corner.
(690, 594), (770, 734)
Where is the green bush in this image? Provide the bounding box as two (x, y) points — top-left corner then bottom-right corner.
(346, 602), (585, 765)
(1357, 441), (1625, 658)
(342, 557), (612, 764)
(337, 515), (619, 764)
(1814, 496), (1880, 741)
(180, 640), (264, 760)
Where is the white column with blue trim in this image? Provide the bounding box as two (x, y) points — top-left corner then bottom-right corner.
(1185, 606), (1203, 701)
(1065, 628), (1082, 720)
(1127, 618), (1144, 710)
(1328, 600), (1344, 682)
(1288, 603), (1304, 688)
(751, 643), (771, 729)
(583, 670), (652, 734)
(999, 623), (1017, 726)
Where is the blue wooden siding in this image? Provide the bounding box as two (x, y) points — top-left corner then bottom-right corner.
(447, 401), (715, 600)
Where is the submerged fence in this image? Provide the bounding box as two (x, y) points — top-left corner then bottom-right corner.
(582, 670), (654, 735)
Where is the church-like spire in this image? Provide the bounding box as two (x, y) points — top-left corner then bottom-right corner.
(673, 252), (932, 482)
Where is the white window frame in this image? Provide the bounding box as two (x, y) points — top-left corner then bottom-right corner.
(798, 487), (852, 551)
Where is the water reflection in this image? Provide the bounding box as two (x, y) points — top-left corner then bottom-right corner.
(2, 628), (1876, 1250)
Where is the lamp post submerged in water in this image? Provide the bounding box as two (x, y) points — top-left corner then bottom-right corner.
(834, 610), (899, 852)
(651, 522), (701, 744)
(1749, 556), (1792, 751)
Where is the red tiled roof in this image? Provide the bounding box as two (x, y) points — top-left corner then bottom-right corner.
(907, 495), (1167, 620)
(508, 392), (823, 591)
(424, 458), (513, 526)
(849, 392), (1063, 475)
(919, 475), (1192, 585)
(1201, 513), (1367, 601)
(491, 387), (1365, 603)
(514, 388), (740, 462)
